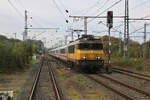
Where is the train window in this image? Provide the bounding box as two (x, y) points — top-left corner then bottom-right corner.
(68, 45), (75, 53)
(56, 50), (59, 53)
(78, 43), (90, 50)
(60, 49), (66, 54)
(78, 43), (103, 50)
(92, 43), (103, 50)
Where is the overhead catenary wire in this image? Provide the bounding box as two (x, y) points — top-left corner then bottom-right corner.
(128, 14), (150, 34)
(10, 0), (50, 39)
(71, 0), (123, 30)
(131, 0), (150, 10)
(71, 0), (111, 28)
(91, 0), (111, 15)
(8, 0), (40, 27)
(27, 12), (45, 28)
(16, 0), (26, 10)
(130, 23), (150, 34)
(87, 0), (123, 24)
(81, 0), (103, 15)
(52, 0), (69, 23)
(14, 0), (46, 28)
(100, 21), (123, 33)
(56, 0), (69, 14)
(106, 14), (150, 36)
(71, 0), (102, 16)
(8, 0), (24, 17)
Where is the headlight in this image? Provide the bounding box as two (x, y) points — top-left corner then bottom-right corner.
(96, 57), (101, 60)
(83, 56), (87, 60)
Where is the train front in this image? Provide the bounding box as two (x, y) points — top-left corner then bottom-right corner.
(75, 39), (104, 72)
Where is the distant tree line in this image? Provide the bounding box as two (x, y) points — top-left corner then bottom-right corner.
(102, 36), (150, 59)
(0, 35), (43, 72)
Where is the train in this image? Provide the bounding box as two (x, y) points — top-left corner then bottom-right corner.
(49, 35), (112, 73)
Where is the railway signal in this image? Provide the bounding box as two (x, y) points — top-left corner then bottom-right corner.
(69, 15), (123, 36)
(107, 11), (113, 29)
(107, 11), (113, 73)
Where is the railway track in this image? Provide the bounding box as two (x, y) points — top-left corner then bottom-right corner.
(113, 67), (150, 78)
(28, 58), (63, 100)
(112, 67), (150, 81)
(47, 61), (62, 100)
(86, 74), (150, 100)
(49, 56), (150, 99)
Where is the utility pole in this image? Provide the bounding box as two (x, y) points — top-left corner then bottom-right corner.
(71, 31), (74, 41)
(108, 27), (111, 65)
(143, 23), (147, 58)
(84, 17), (88, 35)
(107, 11), (113, 68)
(124, 0), (129, 58)
(99, 11), (114, 74)
(24, 10), (28, 41)
(119, 32), (122, 54)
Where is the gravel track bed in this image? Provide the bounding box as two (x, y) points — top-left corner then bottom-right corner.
(113, 66), (150, 77)
(49, 56), (150, 100)
(17, 63), (43, 100)
(91, 74), (149, 100)
(108, 72), (150, 95)
(32, 61), (56, 100)
(49, 57), (125, 100)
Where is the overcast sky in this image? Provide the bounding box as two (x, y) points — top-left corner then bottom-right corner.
(0, 0), (150, 47)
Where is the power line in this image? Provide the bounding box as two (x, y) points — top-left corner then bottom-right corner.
(71, 0), (102, 16)
(87, 0), (123, 24)
(81, 0), (103, 15)
(56, 0), (69, 14)
(118, 0), (150, 16)
(70, 0), (109, 28)
(130, 23), (150, 34)
(52, 0), (68, 23)
(8, 0), (24, 17)
(129, 14), (150, 34)
(27, 12), (45, 28)
(100, 21), (123, 33)
(131, 0), (150, 10)
(13, 0), (45, 28)
(72, 0), (123, 30)
(91, 0), (110, 15)
(16, 0), (26, 10)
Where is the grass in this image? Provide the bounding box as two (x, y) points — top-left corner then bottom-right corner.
(110, 57), (150, 73)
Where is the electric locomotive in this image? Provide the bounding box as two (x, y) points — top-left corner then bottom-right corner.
(50, 35), (110, 73)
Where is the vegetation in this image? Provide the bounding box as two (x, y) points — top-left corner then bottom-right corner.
(102, 35), (148, 58)
(0, 35), (43, 72)
(103, 35), (150, 72)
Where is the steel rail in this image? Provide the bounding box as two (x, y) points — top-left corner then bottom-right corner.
(113, 68), (150, 79)
(87, 75), (133, 100)
(47, 61), (62, 100)
(98, 74), (150, 97)
(28, 60), (43, 100)
(113, 69), (150, 82)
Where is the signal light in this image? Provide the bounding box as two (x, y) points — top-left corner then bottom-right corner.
(66, 20), (69, 23)
(107, 11), (113, 28)
(65, 10), (69, 13)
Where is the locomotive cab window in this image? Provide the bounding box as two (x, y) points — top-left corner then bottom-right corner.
(68, 45), (75, 53)
(78, 43), (103, 50)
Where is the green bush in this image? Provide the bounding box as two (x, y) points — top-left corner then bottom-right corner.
(0, 36), (43, 72)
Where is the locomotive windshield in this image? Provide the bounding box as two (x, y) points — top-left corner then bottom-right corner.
(78, 43), (103, 50)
